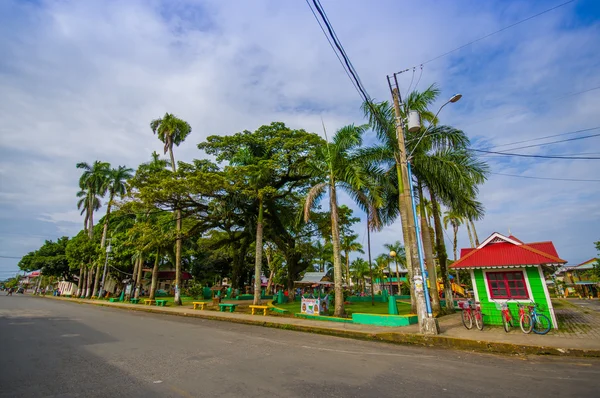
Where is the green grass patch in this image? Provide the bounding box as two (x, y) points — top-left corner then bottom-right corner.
(274, 300), (412, 316)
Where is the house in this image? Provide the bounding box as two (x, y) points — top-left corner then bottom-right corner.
(563, 258), (599, 298)
(374, 263), (409, 294)
(294, 272), (332, 286)
(450, 232), (566, 329)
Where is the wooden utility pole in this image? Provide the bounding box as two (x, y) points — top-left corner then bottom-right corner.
(389, 76), (439, 335)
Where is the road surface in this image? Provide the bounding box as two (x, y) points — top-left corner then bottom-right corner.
(1, 295), (599, 397)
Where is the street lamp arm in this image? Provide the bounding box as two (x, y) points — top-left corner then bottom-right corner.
(407, 94), (461, 158)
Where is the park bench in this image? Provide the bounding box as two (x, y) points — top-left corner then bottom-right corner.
(130, 298), (140, 304)
(249, 305), (269, 316)
(109, 298), (118, 303)
(218, 303), (238, 313)
(144, 299), (156, 305)
(155, 300), (167, 307)
(193, 301), (208, 310)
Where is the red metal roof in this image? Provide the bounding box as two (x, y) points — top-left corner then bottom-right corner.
(451, 233), (566, 269)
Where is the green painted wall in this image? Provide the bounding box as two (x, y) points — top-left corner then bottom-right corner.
(473, 267), (553, 328)
(352, 313), (418, 327)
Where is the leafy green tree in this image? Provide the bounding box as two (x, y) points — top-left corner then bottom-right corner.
(150, 113), (192, 305)
(18, 238), (72, 283)
(350, 258), (370, 292)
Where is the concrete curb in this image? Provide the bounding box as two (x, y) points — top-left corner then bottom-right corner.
(43, 296), (600, 358)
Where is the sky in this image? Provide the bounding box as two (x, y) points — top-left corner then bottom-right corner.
(1, 0), (599, 280)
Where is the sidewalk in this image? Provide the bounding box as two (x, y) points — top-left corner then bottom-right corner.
(45, 296), (600, 357)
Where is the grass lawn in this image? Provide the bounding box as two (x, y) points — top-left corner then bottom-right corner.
(131, 296), (201, 306)
(274, 300), (412, 316)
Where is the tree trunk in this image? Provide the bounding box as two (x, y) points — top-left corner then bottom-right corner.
(418, 183), (441, 314)
(35, 272), (43, 294)
(366, 210), (375, 306)
(345, 249), (351, 286)
(253, 197), (264, 305)
(430, 193), (454, 311)
(452, 225), (458, 261)
(169, 147), (182, 306)
(396, 163), (416, 313)
(149, 249), (160, 300)
(76, 264), (84, 296)
(86, 266), (93, 298)
(471, 220), (480, 246)
(131, 257), (139, 300)
(466, 222), (474, 248)
(135, 253), (143, 299)
(329, 182), (344, 317)
(174, 208), (182, 305)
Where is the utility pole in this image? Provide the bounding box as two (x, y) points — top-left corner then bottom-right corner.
(388, 74), (439, 335)
(99, 239), (112, 298)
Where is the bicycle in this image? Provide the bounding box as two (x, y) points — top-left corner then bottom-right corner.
(521, 301), (551, 335)
(494, 300), (513, 332)
(458, 299), (484, 331)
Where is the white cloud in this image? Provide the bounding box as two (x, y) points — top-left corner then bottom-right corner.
(0, 0), (598, 276)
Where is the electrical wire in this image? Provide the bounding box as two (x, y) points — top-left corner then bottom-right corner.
(304, 0), (363, 100)
(399, 0), (575, 71)
(0, 255), (21, 259)
(470, 149), (600, 160)
(481, 126), (600, 150)
(495, 132), (600, 152)
(490, 172), (600, 182)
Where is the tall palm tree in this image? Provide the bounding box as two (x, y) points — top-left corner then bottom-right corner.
(150, 113), (191, 306)
(340, 234), (364, 286)
(443, 210), (464, 262)
(77, 161), (110, 239)
(350, 258), (370, 292)
(94, 165), (134, 296)
(383, 241), (408, 298)
(303, 124), (373, 317)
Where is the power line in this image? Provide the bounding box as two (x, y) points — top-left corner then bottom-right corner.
(496, 132), (600, 152)
(304, 0), (363, 100)
(491, 172), (600, 182)
(0, 255), (21, 259)
(471, 149), (600, 160)
(483, 127), (600, 150)
(400, 0), (575, 71)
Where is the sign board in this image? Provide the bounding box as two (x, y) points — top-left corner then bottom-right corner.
(413, 275), (424, 293)
(301, 296), (330, 315)
(125, 284), (132, 295)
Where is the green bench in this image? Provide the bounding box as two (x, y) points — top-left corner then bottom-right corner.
(130, 298), (140, 304)
(155, 299), (167, 307)
(109, 298), (118, 303)
(218, 303), (238, 313)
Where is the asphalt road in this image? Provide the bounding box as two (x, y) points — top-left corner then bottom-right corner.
(1, 296), (599, 398)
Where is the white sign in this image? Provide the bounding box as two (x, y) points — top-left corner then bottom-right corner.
(301, 296), (330, 315)
(413, 275), (424, 293)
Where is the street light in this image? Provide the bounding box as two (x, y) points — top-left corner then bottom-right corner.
(406, 94), (463, 317)
(409, 94), (462, 155)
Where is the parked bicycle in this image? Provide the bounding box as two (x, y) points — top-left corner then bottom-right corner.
(458, 299), (484, 331)
(520, 301), (551, 335)
(494, 300), (513, 332)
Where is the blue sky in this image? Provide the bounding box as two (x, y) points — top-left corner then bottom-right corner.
(1, 0), (599, 280)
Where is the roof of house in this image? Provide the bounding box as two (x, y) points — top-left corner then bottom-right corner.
(451, 232), (566, 269)
(295, 272), (331, 284)
(571, 258), (598, 271)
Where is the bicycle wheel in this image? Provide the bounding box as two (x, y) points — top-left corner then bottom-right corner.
(532, 314), (551, 335)
(520, 313), (533, 334)
(475, 311), (484, 331)
(502, 313), (511, 333)
(462, 310), (473, 330)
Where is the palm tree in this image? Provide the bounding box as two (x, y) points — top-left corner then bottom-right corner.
(303, 124), (373, 317)
(340, 234), (364, 286)
(150, 113), (191, 306)
(77, 161), (110, 239)
(350, 258), (370, 292)
(94, 165), (134, 296)
(443, 210), (464, 262)
(375, 254), (392, 293)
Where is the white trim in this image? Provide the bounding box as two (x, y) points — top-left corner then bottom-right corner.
(477, 232), (523, 249)
(481, 268), (533, 304)
(469, 269), (479, 302)
(454, 264), (560, 270)
(537, 266), (559, 330)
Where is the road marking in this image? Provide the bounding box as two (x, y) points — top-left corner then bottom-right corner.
(61, 334), (80, 338)
(8, 322), (34, 325)
(300, 345), (435, 358)
(153, 380), (163, 384)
